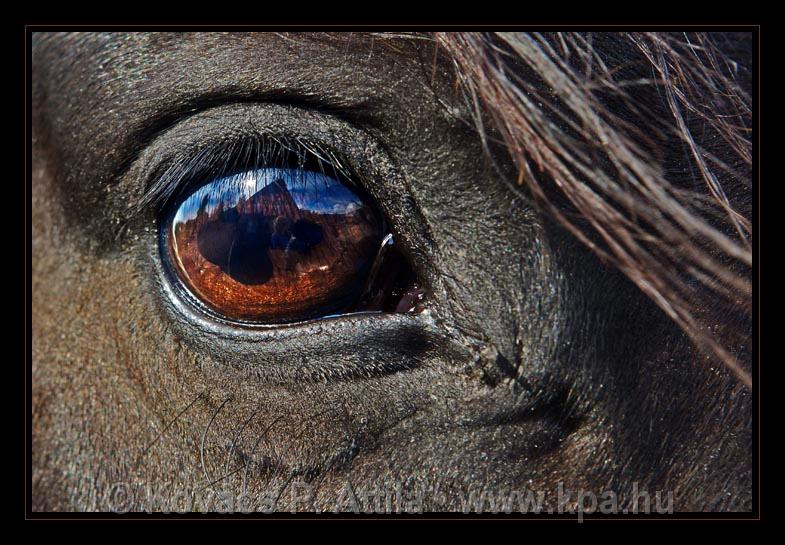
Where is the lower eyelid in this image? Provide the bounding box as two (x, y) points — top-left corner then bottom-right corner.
(149, 246), (443, 382)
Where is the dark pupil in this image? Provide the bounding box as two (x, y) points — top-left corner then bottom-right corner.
(167, 169), (384, 322)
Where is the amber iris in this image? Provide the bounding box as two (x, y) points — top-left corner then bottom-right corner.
(165, 168), (385, 322)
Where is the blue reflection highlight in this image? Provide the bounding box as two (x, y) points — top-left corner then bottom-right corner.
(174, 168), (364, 225)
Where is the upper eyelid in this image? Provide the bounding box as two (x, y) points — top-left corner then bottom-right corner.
(118, 102), (383, 222)
(119, 92), (375, 190)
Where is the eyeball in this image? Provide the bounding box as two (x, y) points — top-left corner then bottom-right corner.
(162, 168), (386, 323)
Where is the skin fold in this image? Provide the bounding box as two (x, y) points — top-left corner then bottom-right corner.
(31, 32), (752, 513)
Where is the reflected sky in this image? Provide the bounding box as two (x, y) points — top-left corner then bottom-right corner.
(174, 168), (364, 224)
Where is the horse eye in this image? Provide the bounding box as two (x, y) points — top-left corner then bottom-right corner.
(161, 168), (413, 324)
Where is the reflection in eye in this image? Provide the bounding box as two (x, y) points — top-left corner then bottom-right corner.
(164, 168), (420, 323)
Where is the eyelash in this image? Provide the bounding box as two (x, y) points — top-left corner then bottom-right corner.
(139, 133), (358, 217)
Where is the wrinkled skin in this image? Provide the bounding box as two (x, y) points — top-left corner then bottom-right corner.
(31, 32), (752, 512)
